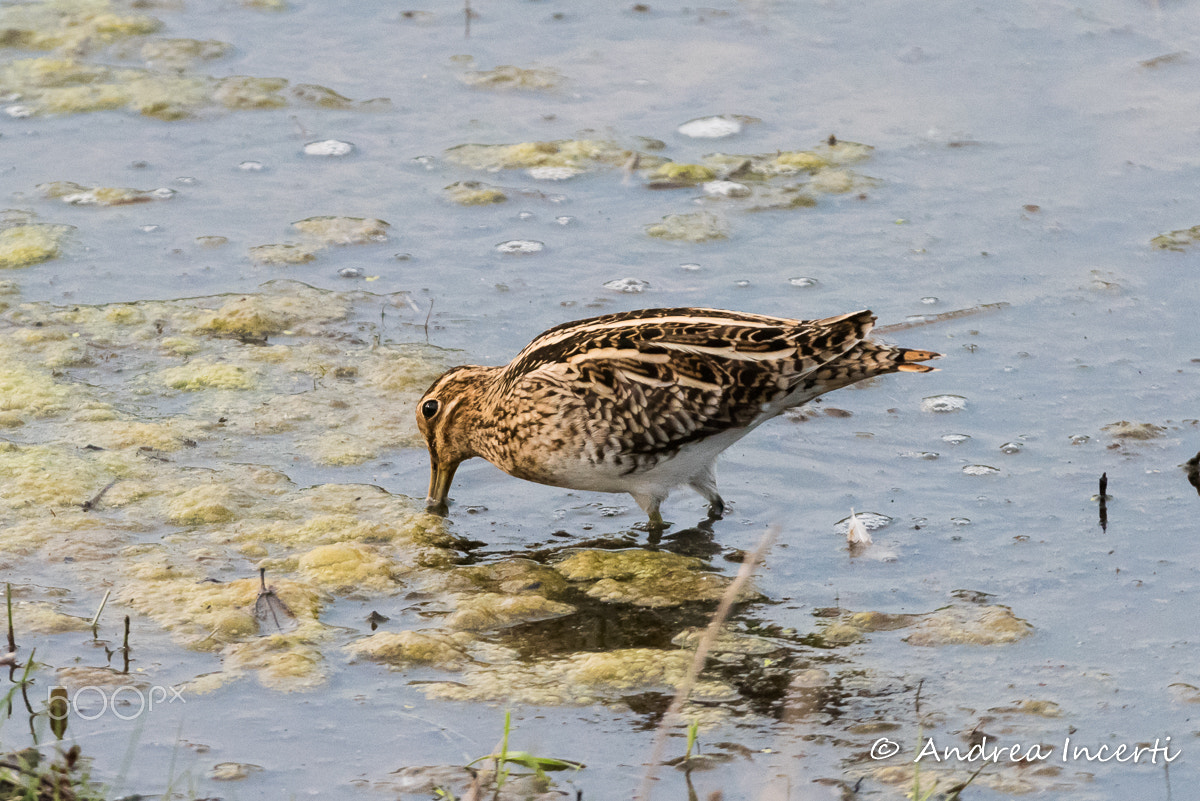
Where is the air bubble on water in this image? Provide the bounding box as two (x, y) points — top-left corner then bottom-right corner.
(338, 267), (364, 279)
(1069, 434), (1090, 445)
(555, 216), (574, 225)
(735, 279), (750, 287)
(603, 277), (649, 293)
(951, 517), (971, 526)
(238, 161), (265, 171)
(920, 296), (938, 304)
(922, 395), (967, 413)
(942, 433), (970, 444)
(788, 277), (819, 288)
(677, 115), (743, 138)
(495, 239), (544, 255)
(303, 139), (355, 157)
(999, 442), (1023, 454)
(517, 211), (534, 220)
(900, 451), (940, 460)
(680, 263), (702, 271)
(962, 464), (999, 476)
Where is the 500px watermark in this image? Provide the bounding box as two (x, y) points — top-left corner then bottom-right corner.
(48, 685), (185, 721)
(869, 736), (1181, 765)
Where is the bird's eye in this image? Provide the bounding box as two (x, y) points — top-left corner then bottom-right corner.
(421, 399), (441, 419)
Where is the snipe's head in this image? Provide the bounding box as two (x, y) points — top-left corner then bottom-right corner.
(415, 365), (496, 514)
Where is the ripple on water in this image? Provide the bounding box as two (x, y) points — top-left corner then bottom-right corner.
(921, 394), (967, 413)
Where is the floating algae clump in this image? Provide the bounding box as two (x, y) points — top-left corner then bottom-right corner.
(0, 8), (386, 120)
(645, 211), (728, 242)
(446, 593), (576, 631)
(39, 180), (172, 206)
(0, 359), (74, 416)
(458, 64), (561, 90)
(1101, 420), (1167, 440)
(446, 139), (631, 171)
(0, 3), (160, 52)
(442, 559), (571, 599)
(0, 443), (113, 508)
(903, 605), (1032, 646)
(460, 64), (563, 91)
(160, 359), (256, 390)
(297, 543), (402, 592)
(0, 224), (73, 268)
(248, 244), (318, 266)
(1151, 224), (1200, 251)
(650, 162), (717, 185)
(249, 217), (390, 265)
(346, 630), (473, 669)
(10, 601), (91, 634)
(291, 216), (389, 245)
(555, 548), (756, 607)
(444, 181), (508, 205)
(167, 483), (247, 525)
(422, 646), (729, 707)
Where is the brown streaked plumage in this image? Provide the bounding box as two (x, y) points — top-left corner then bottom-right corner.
(416, 307), (940, 524)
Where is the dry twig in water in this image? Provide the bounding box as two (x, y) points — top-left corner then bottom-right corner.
(635, 525), (779, 801)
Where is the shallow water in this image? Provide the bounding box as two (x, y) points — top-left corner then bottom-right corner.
(3, 0), (1200, 799)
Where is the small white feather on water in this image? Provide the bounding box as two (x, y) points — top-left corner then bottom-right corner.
(846, 508), (872, 546)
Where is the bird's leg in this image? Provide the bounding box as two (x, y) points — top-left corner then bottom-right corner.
(688, 466), (725, 519)
(631, 491), (667, 531)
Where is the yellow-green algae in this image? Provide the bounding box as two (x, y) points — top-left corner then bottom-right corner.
(160, 359), (257, 391)
(446, 593), (576, 631)
(1151, 224), (1200, 251)
(291, 216), (389, 245)
(702, 141), (874, 178)
(249, 216), (391, 265)
(424, 646), (737, 715)
(139, 38), (233, 69)
(441, 558), (571, 599)
(903, 605), (1032, 646)
(1101, 420), (1167, 440)
(10, 601), (91, 634)
(445, 181), (508, 206)
(812, 603), (1033, 647)
(644, 211), (729, 242)
(297, 543), (403, 592)
(39, 180), (170, 206)
(446, 139), (639, 171)
(459, 64), (563, 91)
(0, 3), (386, 120)
(650, 162), (718, 185)
(0, 442), (114, 508)
(555, 548), (758, 607)
(0, 224), (73, 268)
(248, 244), (318, 266)
(345, 630), (473, 669)
(0, 2), (161, 52)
